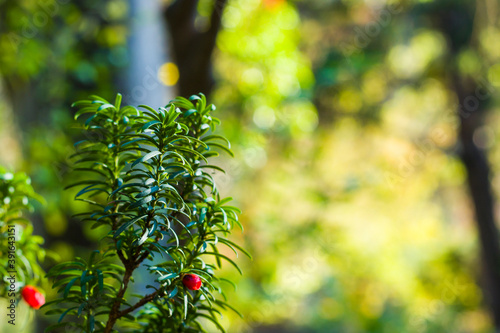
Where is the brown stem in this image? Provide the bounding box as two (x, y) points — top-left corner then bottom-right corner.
(104, 265), (133, 333)
(103, 242), (152, 332)
(116, 249), (127, 265)
(137, 251), (150, 264)
(118, 289), (162, 318)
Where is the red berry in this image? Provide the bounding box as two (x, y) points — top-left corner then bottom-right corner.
(182, 274), (202, 291)
(21, 285), (45, 310)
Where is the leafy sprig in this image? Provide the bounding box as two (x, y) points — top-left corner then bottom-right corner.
(44, 93), (249, 333)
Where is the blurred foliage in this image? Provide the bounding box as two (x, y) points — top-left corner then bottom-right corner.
(0, 170), (47, 332)
(0, 0), (129, 108)
(0, 168), (47, 294)
(0, 168), (53, 333)
(210, 0), (499, 332)
(0, 0), (131, 252)
(0, 0), (127, 263)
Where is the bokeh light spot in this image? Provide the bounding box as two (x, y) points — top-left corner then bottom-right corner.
(253, 105), (276, 129)
(158, 62), (180, 86)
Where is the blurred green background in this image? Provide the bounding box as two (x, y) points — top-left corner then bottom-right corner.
(2, 0), (500, 332)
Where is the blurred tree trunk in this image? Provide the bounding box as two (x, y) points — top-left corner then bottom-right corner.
(433, 0), (500, 329)
(454, 74), (500, 329)
(163, 0), (227, 97)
